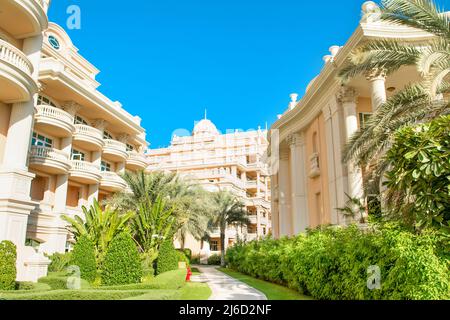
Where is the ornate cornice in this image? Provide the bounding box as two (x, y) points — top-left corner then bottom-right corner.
(365, 68), (386, 81)
(337, 86), (359, 104)
(62, 101), (82, 116)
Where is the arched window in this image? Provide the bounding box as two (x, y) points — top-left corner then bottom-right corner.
(74, 115), (88, 125)
(103, 131), (114, 140)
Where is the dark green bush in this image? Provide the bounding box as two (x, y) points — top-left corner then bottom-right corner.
(70, 235), (97, 282)
(14, 282), (51, 292)
(226, 225), (450, 300)
(156, 240), (178, 275)
(191, 255), (200, 265)
(47, 252), (72, 273)
(207, 254), (221, 266)
(0, 241), (17, 290)
(101, 232), (142, 286)
(183, 249), (192, 261)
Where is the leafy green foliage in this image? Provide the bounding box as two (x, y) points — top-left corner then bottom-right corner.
(101, 233), (142, 286)
(0, 241), (16, 290)
(47, 252), (72, 273)
(385, 115), (450, 234)
(207, 254), (222, 266)
(226, 225), (450, 300)
(156, 239), (178, 275)
(62, 200), (134, 266)
(70, 235), (97, 282)
(38, 274), (91, 290)
(176, 250), (190, 266)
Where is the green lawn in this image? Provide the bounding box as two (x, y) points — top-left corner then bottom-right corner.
(218, 268), (313, 300)
(0, 268), (211, 300)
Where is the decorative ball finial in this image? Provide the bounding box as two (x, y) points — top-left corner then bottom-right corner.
(290, 93), (299, 103)
(329, 45), (341, 57)
(361, 1), (381, 23)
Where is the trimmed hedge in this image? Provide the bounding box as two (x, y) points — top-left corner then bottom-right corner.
(101, 232), (142, 286)
(207, 254), (221, 266)
(226, 225), (450, 300)
(71, 236), (97, 282)
(38, 274), (91, 290)
(0, 241), (17, 290)
(156, 240), (178, 275)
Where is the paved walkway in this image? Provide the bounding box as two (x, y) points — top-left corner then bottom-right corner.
(192, 265), (267, 300)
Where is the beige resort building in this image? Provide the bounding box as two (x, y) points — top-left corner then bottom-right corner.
(0, 1), (149, 281)
(147, 118), (271, 261)
(269, 1), (438, 238)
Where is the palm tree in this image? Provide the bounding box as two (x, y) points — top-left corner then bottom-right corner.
(106, 171), (213, 248)
(209, 190), (250, 266)
(61, 199), (134, 266)
(132, 196), (176, 276)
(339, 0), (449, 193)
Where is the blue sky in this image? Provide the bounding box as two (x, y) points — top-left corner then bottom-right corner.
(47, 0), (448, 148)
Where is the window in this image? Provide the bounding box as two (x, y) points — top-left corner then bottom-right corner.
(25, 239), (41, 250)
(32, 132), (52, 148)
(103, 131), (114, 140)
(210, 240), (219, 252)
(71, 149), (85, 161)
(74, 115), (88, 125)
(37, 95), (57, 107)
(101, 161), (111, 172)
(126, 144), (135, 152)
(359, 113), (372, 129)
(48, 35), (60, 50)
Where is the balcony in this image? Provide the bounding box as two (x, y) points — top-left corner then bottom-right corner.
(69, 160), (101, 184)
(248, 215), (258, 224)
(0, 1), (48, 39)
(102, 139), (128, 162)
(0, 39), (36, 103)
(34, 105), (75, 138)
(29, 146), (70, 174)
(126, 151), (148, 171)
(73, 124), (104, 151)
(100, 171), (127, 192)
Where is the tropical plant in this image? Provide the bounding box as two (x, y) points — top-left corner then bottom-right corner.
(339, 0), (450, 192)
(62, 199), (134, 265)
(209, 190), (250, 266)
(384, 115), (450, 234)
(155, 240), (179, 275)
(106, 171), (213, 247)
(132, 196), (176, 276)
(337, 193), (367, 223)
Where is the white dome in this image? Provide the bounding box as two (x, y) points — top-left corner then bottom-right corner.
(193, 119), (219, 136)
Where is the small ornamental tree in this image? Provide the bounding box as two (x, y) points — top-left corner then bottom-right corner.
(385, 115), (450, 232)
(71, 235), (97, 282)
(101, 232), (142, 285)
(156, 239), (178, 275)
(0, 241), (17, 290)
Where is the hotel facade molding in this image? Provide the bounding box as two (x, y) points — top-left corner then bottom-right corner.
(0, 1), (149, 281)
(269, 1), (437, 238)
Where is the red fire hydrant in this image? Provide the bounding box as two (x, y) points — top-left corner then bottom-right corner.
(186, 267), (192, 282)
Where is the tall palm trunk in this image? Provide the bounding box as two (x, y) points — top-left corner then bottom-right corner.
(220, 230), (226, 267)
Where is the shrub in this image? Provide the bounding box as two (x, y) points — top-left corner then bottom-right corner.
(47, 252), (72, 273)
(183, 249), (192, 261)
(0, 241), (17, 290)
(156, 240), (178, 275)
(70, 235), (97, 282)
(191, 255), (200, 265)
(99, 269), (186, 290)
(207, 254), (221, 266)
(101, 232), (142, 286)
(385, 115), (450, 232)
(226, 225), (450, 300)
(14, 282), (51, 292)
(38, 274), (91, 290)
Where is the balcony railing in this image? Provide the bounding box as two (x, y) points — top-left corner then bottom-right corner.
(30, 146), (69, 162)
(0, 39), (33, 76)
(74, 124), (102, 138)
(104, 139), (127, 152)
(128, 151), (147, 162)
(35, 104), (74, 125)
(70, 160), (100, 174)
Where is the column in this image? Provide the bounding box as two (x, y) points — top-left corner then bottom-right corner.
(278, 147), (292, 237)
(288, 133), (309, 234)
(339, 87), (364, 200)
(88, 151), (101, 206)
(264, 177), (269, 201)
(366, 69), (387, 111)
(271, 173), (280, 238)
(256, 172), (261, 197)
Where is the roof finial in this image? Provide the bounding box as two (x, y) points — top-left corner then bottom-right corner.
(204, 108), (207, 120)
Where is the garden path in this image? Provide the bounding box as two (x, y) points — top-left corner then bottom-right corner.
(192, 265), (267, 300)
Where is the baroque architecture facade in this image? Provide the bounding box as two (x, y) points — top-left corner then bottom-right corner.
(269, 1), (436, 238)
(0, 1), (149, 281)
(147, 118), (271, 260)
